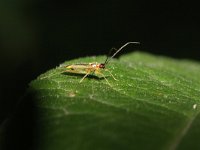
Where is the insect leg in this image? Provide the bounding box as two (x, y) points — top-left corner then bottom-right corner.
(95, 70), (112, 86)
(105, 69), (118, 81)
(79, 71), (91, 83)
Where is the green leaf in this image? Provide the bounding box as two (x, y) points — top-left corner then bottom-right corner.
(5, 52), (200, 150)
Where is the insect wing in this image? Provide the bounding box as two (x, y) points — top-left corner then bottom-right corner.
(65, 64), (91, 74)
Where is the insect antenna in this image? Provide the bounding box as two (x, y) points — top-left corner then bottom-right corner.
(104, 42), (140, 65)
(103, 47), (117, 65)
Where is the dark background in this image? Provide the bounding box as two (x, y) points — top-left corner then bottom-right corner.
(0, 0), (199, 123)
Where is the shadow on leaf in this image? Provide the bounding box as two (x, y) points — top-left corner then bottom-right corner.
(62, 72), (108, 81)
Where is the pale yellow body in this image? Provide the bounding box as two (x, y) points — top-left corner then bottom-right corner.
(65, 62), (116, 85)
(66, 63), (100, 74)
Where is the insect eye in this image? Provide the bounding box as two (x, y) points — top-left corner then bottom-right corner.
(100, 64), (105, 69)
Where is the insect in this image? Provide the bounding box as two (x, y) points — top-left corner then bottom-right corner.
(65, 42), (139, 86)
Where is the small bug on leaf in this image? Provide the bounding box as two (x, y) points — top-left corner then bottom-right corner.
(65, 42), (139, 86)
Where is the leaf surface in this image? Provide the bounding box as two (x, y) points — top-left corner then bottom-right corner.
(11, 52), (200, 150)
